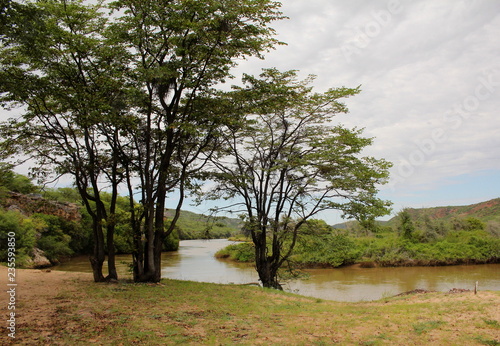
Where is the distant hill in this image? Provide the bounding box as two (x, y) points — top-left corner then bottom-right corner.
(332, 198), (500, 229)
(164, 209), (242, 239)
(386, 198), (500, 225)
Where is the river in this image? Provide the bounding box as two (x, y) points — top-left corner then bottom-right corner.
(55, 239), (500, 302)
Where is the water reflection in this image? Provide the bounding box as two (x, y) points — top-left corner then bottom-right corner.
(286, 264), (500, 302)
(160, 239), (258, 284)
(55, 239), (500, 302)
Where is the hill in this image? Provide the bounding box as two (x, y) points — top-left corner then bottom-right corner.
(386, 198), (500, 226)
(332, 198), (500, 229)
(164, 209), (242, 239)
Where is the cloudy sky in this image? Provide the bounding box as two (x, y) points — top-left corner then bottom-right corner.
(222, 0), (500, 223)
(2, 0), (499, 224)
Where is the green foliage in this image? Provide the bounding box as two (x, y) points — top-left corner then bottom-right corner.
(42, 187), (83, 204)
(42, 187), (94, 254)
(452, 217), (486, 231)
(361, 228), (500, 266)
(0, 164), (38, 200)
(294, 232), (360, 267)
(206, 68), (391, 288)
(398, 209), (415, 240)
(215, 242), (255, 262)
(31, 213), (74, 263)
(0, 209), (36, 266)
(166, 210), (241, 240)
(293, 225), (361, 267)
(218, 211), (500, 268)
(163, 227), (180, 252)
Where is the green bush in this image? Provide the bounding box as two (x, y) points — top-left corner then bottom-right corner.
(32, 213), (74, 263)
(361, 229), (500, 266)
(0, 209), (36, 266)
(163, 229), (180, 251)
(0, 164), (38, 195)
(36, 235), (73, 262)
(293, 231), (361, 267)
(215, 242), (255, 262)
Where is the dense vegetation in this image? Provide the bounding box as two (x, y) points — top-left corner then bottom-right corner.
(0, 168), (181, 267)
(216, 207), (500, 269)
(164, 210), (241, 240)
(2, 167), (499, 272)
(0, 0), (284, 283)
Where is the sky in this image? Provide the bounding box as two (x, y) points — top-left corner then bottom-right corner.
(2, 0), (500, 225)
(218, 0), (500, 224)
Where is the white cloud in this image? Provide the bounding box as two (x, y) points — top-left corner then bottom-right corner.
(2, 0), (499, 222)
(260, 0), (500, 215)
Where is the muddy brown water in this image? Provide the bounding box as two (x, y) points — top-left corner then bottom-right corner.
(55, 239), (500, 302)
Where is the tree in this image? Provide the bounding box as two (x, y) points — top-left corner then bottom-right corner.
(0, 0), (132, 281)
(1, 0), (284, 283)
(108, 0), (283, 282)
(206, 69), (392, 289)
(0, 163), (37, 195)
(398, 209), (415, 240)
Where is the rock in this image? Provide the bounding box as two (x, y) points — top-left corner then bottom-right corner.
(448, 288), (471, 294)
(31, 248), (52, 268)
(2, 192), (81, 221)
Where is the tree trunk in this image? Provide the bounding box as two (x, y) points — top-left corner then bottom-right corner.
(90, 223), (106, 282)
(105, 176), (120, 281)
(106, 224), (118, 281)
(254, 233), (283, 290)
(90, 256), (105, 282)
(256, 257), (282, 290)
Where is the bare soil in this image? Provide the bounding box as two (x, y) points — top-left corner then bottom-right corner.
(0, 266), (92, 344)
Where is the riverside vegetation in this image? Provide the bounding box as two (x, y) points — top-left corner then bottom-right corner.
(0, 168), (239, 268)
(1, 171), (499, 344)
(1, 168), (499, 270)
(216, 200), (500, 269)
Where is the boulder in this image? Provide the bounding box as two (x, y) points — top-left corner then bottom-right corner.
(31, 248), (52, 268)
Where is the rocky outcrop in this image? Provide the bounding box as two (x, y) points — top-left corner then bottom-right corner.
(27, 248), (52, 269)
(2, 192), (81, 221)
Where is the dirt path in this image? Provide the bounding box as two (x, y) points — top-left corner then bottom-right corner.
(0, 265), (93, 344)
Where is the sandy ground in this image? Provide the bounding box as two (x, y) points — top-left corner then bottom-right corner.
(0, 265), (93, 344)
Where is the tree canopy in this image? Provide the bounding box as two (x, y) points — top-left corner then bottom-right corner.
(0, 0), (284, 282)
(204, 69), (392, 288)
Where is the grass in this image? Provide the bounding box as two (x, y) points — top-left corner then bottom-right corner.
(11, 273), (500, 346)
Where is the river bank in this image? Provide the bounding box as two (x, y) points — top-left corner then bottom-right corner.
(1, 266), (499, 345)
(52, 239), (500, 302)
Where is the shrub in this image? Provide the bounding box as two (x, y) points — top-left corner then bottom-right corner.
(32, 214), (74, 263)
(0, 209), (36, 266)
(293, 231), (361, 267)
(215, 242), (255, 262)
(0, 165), (38, 194)
(163, 229), (180, 251)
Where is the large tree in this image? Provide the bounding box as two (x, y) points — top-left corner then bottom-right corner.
(108, 0), (283, 282)
(0, 0), (133, 281)
(206, 69), (392, 289)
(0, 0), (283, 282)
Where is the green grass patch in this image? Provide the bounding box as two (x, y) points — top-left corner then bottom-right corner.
(15, 270), (500, 345)
(412, 320), (446, 335)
